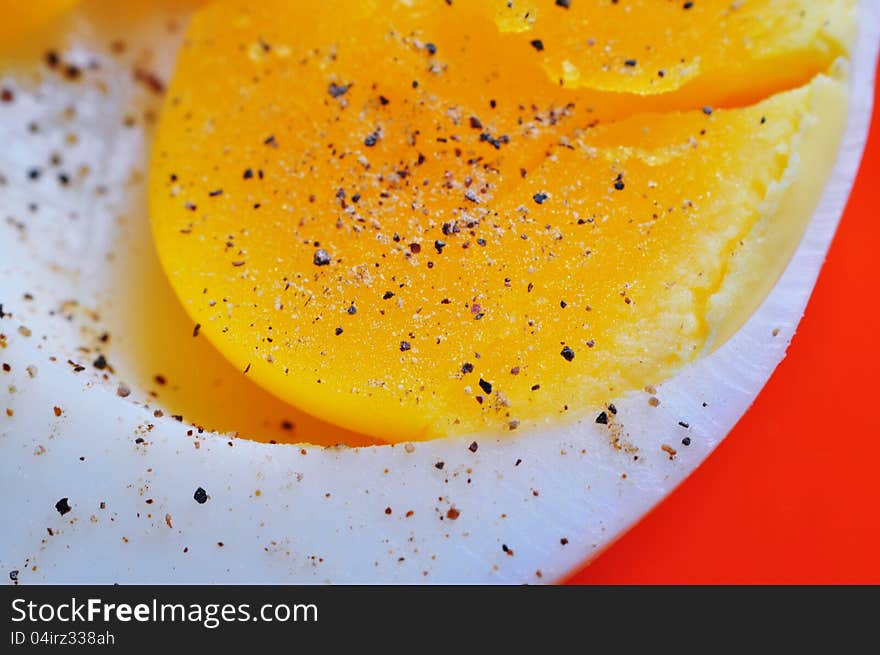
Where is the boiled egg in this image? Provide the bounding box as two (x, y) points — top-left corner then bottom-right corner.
(0, 0), (876, 583)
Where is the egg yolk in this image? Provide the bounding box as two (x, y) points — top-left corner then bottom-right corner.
(150, 0), (850, 442)
(486, 0), (852, 97)
(0, 0), (79, 49)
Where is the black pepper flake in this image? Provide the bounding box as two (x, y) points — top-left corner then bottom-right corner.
(425, 42), (437, 55)
(614, 174), (625, 191)
(346, 303), (357, 315)
(683, 1), (694, 8)
(243, 168), (254, 179)
(682, 436), (692, 446)
(193, 487), (208, 504)
(479, 132), (510, 150)
(93, 354), (107, 370)
(530, 39), (544, 52)
(328, 82), (351, 98)
(468, 441), (479, 453)
(560, 345), (575, 361)
(595, 411), (608, 425)
(335, 326), (344, 336)
(55, 497), (71, 516)
(9, 570), (18, 582)
(533, 192), (548, 204)
(208, 188), (223, 197)
(193, 323), (201, 337)
(461, 362), (474, 374)
(624, 58), (638, 67)
(264, 134), (277, 147)
(409, 242), (422, 254)
(399, 340), (411, 352)
(678, 421), (690, 428)
(133, 67), (165, 94)
(442, 221), (460, 235)
(434, 461), (445, 470)
(379, 95), (390, 106)
(702, 106), (714, 115)
(478, 378), (492, 394)
(364, 132), (379, 147)
(313, 248), (331, 266)
(608, 403), (617, 415)
(469, 116), (483, 130)
(556, 0), (571, 7)
(382, 291), (395, 300)
(434, 240), (446, 254)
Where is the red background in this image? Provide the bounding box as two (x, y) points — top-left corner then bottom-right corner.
(566, 60), (880, 584)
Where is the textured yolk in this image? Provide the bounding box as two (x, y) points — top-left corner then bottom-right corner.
(488, 0), (853, 97)
(150, 0), (850, 442)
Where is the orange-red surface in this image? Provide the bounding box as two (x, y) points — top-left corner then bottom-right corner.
(566, 59), (880, 585)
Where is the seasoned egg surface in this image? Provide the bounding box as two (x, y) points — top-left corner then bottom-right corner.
(150, 0), (850, 442)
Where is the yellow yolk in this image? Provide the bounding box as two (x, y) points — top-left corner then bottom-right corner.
(149, 0), (850, 442)
(488, 0), (853, 96)
(0, 0), (79, 48)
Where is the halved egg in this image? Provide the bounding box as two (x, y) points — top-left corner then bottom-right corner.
(0, 0), (876, 583)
